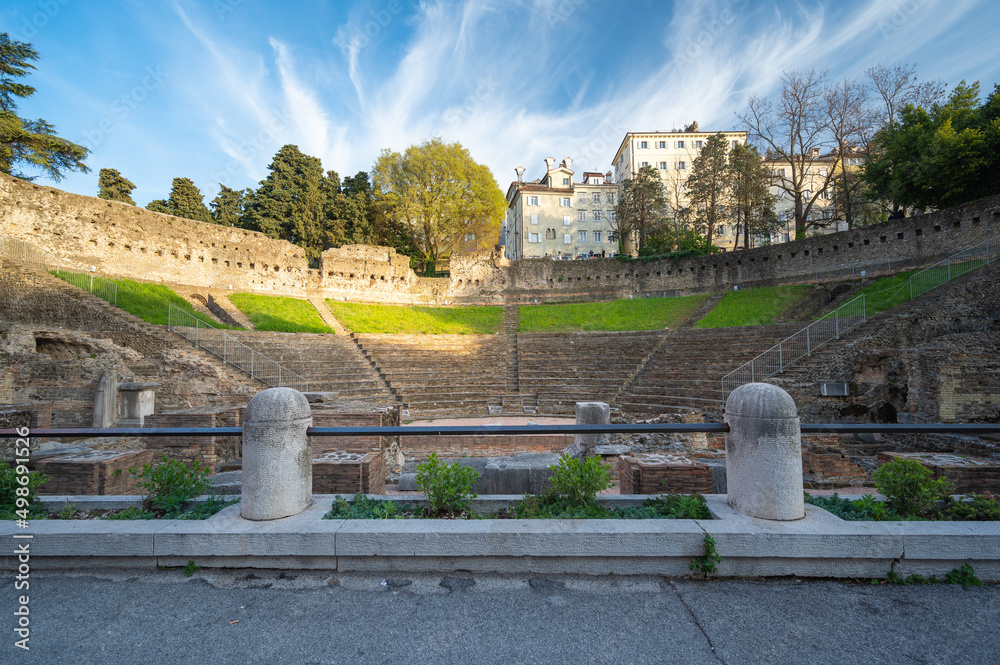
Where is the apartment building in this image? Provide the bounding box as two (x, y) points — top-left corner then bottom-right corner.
(611, 124), (748, 250)
(504, 158), (619, 260)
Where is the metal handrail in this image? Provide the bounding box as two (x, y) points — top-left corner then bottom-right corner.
(6, 422), (1000, 438)
(720, 294), (867, 398)
(1, 235), (118, 305)
(167, 304), (311, 391)
(722, 233), (1000, 402)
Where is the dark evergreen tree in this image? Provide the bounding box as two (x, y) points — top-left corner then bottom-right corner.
(145, 199), (171, 214)
(242, 145), (327, 258)
(210, 184), (250, 226)
(686, 133), (730, 250)
(97, 168), (136, 205)
(0, 33), (88, 181)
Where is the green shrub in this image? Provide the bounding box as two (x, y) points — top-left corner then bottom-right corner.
(102, 506), (157, 520)
(874, 458), (954, 517)
(548, 454), (612, 506)
(325, 493), (408, 519)
(0, 464), (47, 519)
(941, 492), (1000, 521)
(130, 454), (212, 516)
(414, 453), (479, 516)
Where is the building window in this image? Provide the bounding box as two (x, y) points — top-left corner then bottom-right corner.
(530, 214), (538, 225)
(658, 161), (667, 169)
(717, 226), (726, 236)
(578, 211), (587, 222)
(529, 233), (540, 243)
(592, 192), (600, 203)
(464, 233), (476, 242)
(563, 234), (571, 244)
(695, 140), (703, 149)
(563, 178), (570, 186)
(732, 140), (739, 148)
(641, 161), (649, 167)
(594, 230), (603, 242)
(677, 161), (686, 170)
(609, 210), (617, 221)
(658, 141), (666, 149)
(593, 210), (602, 221)
(560, 197), (571, 207)
(676, 140), (685, 149)
(527, 195), (539, 206)
(579, 231), (588, 243)
(640, 141), (648, 149)
(563, 215), (571, 226)
(607, 193), (615, 205)
(545, 228), (556, 239)
(578, 192), (587, 203)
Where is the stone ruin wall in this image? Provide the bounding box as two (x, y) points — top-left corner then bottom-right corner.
(4, 172), (997, 305)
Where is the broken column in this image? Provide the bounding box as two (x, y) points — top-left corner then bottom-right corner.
(116, 382), (159, 427)
(566, 401), (611, 458)
(92, 370), (117, 428)
(241, 387), (313, 520)
(724, 383), (804, 520)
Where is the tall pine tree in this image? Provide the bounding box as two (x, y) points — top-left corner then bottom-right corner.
(97, 168), (136, 205)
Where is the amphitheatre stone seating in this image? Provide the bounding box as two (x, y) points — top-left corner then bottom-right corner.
(517, 330), (665, 414)
(616, 323), (804, 415)
(353, 334), (506, 416)
(224, 331), (396, 403)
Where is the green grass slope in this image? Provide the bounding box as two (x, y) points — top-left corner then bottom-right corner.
(695, 285), (813, 328)
(518, 295), (708, 333)
(229, 294), (333, 333)
(326, 302), (502, 334)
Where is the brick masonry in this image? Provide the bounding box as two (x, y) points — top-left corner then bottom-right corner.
(312, 451), (386, 495)
(33, 449), (156, 495)
(618, 453), (714, 495)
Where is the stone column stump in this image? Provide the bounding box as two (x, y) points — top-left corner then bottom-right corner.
(725, 383), (804, 520)
(241, 388), (313, 521)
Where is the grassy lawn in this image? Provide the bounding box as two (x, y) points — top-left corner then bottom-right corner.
(326, 301), (502, 334)
(695, 285), (813, 328)
(51, 271), (229, 327)
(518, 295), (709, 332)
(230, 293), (333, 333)
(851, 271), (917, 316)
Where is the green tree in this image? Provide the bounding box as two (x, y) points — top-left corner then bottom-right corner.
(210, 184), (250, 227)
(242, 145), (327, 259)
(612, 164), (668, 256)
(372, 138), (505, 276)
(727, 143), (778, 249)
(0, 33), (88, 181)
(863, 81), (998, 211)
(145, 199), (171, 214)
(686, 132), (730, 249)
(166, 177), (212, 222)
(97, 168), (136, 205)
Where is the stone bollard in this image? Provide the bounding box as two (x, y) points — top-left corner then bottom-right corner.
(241, 388), (313, 521)
(566, 402), (611, 458)
(724, 383), (804, 520)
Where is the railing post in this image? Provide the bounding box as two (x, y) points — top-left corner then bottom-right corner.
(806, 326), (811, 356)
(778, 342), (784, 374)
(948, 258), (952, 281)
(89, 274), (94, 293)
(195, 319), (200, 346)
(835, 308), (840, 339)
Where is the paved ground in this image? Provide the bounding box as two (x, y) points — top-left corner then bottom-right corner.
(6, 570), (997, 664)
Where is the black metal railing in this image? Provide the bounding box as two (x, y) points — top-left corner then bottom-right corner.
(4, 423), (1000, 439)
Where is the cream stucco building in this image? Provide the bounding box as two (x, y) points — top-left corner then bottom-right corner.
(504, 158), (619, 260)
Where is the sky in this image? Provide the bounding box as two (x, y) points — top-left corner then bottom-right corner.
(2, 0), (999, 207)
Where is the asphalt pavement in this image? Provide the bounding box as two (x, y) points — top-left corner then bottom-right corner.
(5, 569), (998, 665)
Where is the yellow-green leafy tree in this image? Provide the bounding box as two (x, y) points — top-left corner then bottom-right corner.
(372, 138), (504, 275)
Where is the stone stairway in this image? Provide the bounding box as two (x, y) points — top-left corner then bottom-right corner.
(309, 296), (351, 335)
(501, 304), (525, 413)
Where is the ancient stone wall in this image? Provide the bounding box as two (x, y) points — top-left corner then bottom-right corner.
(5, 172), (997, 305)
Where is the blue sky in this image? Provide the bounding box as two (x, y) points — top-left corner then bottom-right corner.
(2, 0), (999, 207)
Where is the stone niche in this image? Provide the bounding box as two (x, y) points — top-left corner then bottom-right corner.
(116, 382), (159, 427)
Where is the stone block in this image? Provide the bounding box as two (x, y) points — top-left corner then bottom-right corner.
(312, 451), (386, 495)
(33, 449), (156, 495)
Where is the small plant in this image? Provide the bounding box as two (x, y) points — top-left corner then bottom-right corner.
(0, 465), (47, 520)
(414, 453), (480, 517)
(946, 563), (982, 587)
(874, 458), (954, 517)
(690, 534), (721, 575)
(55, 503), (77, 519)
(102, 506), (157, 520)
(547, 454), (612, 506)
(183, 560), (201, 578)
(325, 493), (408, 519)
(130, 454), (211, 517)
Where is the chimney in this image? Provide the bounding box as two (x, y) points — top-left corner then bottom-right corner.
(605, 171), (613, 184)
(544, 157), (556, 172)
(515, 166), (525, 184)
(562, 157), (573, 170)
(811, 147), (821, 157)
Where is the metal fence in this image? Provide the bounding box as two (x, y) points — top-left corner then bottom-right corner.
(721, 294), (867, 396)
(167, 304), (311, 391)
(910, 234), (999, 299)
(51, 267), (119, 306)
(723, 233), (1000, 401)
(1, 235), (118, 305)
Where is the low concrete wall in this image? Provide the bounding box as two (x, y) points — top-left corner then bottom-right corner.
(5, 495), (998, 580)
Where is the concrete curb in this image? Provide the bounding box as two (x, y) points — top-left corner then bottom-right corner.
(4, 495), (999, 579)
